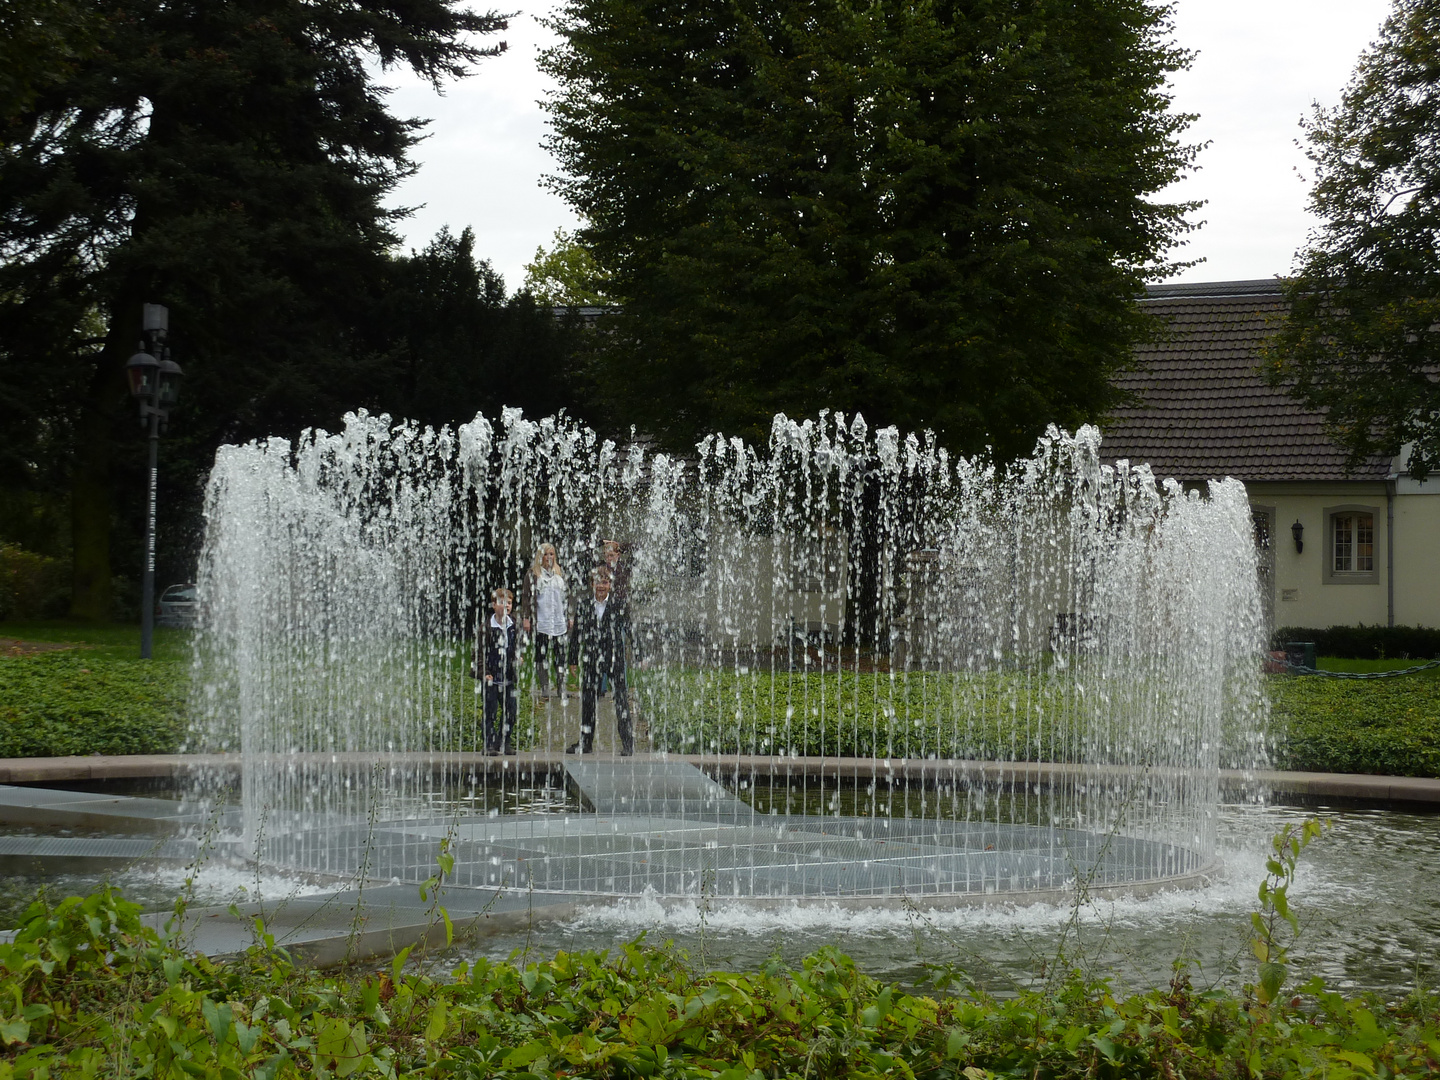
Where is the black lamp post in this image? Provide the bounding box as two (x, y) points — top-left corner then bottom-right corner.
(125, 303), (183, 659)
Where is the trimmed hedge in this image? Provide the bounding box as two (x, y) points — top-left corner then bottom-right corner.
(1272, 624), (1440, 660)
(0, 547), (69, 622)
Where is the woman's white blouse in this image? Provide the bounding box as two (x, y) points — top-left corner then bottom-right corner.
(534, 569), (568, 636)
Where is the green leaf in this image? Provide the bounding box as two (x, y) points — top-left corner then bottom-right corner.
(1089, 1034), (1118, 1061)
(1259, 961), (1287, 1005)
(945, 1028), (969, 1058)
(391, 945), (412, 984)
(204, 998), (233, 1045)
(504, 1041), (549, 1068)
(234, 1019), (260, 1055)
(425, 999), (447, 1041)
(1325, 1050), (1373, 1077)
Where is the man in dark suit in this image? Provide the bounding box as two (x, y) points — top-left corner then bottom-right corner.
(567, 566), (633, 755)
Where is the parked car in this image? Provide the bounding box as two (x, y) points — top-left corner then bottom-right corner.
(157, 583), (197, 627)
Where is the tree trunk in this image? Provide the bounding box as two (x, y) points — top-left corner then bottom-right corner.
(68, 307), (137, 621)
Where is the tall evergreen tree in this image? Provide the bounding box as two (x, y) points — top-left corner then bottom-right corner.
(1266, 0), (1440, 480)
(541, 0), (1199, 455)
(374, 227), (586, 428)
(0, 0), (507, 618)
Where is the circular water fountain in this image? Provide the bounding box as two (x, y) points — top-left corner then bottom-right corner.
(190, 411), (1266, 907)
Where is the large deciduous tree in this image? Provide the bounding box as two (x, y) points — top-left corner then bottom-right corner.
(0, 0), (507, 618)
(540, 0), (1199, 455)
(1266, 0), (1440, 480)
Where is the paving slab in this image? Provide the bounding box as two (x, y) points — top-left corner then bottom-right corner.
(564, 757), (749, 816)
(0, 783), (241, 834)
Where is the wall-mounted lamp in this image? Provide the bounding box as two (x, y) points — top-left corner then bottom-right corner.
(1291, 519), (1304, 554)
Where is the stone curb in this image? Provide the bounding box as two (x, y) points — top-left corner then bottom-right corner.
(0, 753), (1436, 806)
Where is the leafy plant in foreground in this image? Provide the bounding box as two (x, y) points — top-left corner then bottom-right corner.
(1250, 818), (1328, 1008)
(1, 817), (1439, 1078)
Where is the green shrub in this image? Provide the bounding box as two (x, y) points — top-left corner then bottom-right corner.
(0, 546), (69, 622)
(0, 653), (188, 757)
(1272, 624), (1440, 660)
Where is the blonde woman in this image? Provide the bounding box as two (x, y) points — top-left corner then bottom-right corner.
(521, 543), (572, 699)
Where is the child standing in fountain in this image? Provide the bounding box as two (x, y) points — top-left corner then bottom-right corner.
(479, 587), (518, 755)
(567, 566), (633, 755)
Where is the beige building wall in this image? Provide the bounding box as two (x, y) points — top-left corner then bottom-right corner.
(1392, 477), (1440, 628)
(1247, 480), (1440, 630)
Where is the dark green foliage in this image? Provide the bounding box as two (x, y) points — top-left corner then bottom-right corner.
(1265, 0), (1440, 480)
(1269, 670), (1440, 777)
(541, 0), (1200, 454)
(2, 882), (1440, 1077)
(371, 227), (586, 430)
(0, 0), (102, 129)
(0, 653), (187, 757)
(0, 547), (70, 621)
(1271, 624), (1440, 660)
(0, 0), (510, 617)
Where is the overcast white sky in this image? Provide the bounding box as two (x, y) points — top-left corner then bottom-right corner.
(381, 0), (1395, 291)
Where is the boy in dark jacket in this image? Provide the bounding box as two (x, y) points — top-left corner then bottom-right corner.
(478, 587), (518, 755)
(566, 567), (633, 755)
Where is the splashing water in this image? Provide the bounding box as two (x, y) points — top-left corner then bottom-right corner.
(191, 410), (1267, 902)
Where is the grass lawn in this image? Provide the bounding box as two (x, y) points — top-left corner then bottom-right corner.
(2, 621), (1437, 776)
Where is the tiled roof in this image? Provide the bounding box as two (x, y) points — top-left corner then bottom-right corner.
(1101, 280), (1392, 483)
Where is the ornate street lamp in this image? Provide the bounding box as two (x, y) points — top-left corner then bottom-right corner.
(125, 303), (183, 659)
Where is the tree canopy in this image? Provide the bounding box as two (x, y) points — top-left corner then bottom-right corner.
(522, 229), (614, 307)
(0, 0), (514, 618)
(1266, 0), (1440, 481)
(540, 0), (1200, 456)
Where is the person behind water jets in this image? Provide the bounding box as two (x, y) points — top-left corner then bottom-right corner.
(521, 542), (572, 703)
(477, 587), (518, 755)
(599, 538), (631, 604)
(566, 565), (634, 756)
(596, 538), (631, 696)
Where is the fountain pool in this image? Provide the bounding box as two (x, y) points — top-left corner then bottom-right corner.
(190, 410), (1267, 907)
